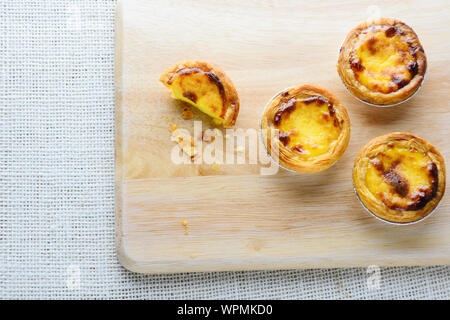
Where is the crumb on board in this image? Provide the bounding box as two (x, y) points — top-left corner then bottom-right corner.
(181, 106), (194, 119)
(212, 163), (220, 171)
(170, 128), (198, 162)
(214, 128), (222, 136)
(189, 254), (197, 259)
(201, 130), (215, 142)
(181, 220), (189, 235)
(181, 110), (194, 120)
(169, 123), (178, 133)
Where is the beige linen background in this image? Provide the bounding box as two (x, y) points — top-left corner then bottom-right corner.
(0, 0), (449, 299)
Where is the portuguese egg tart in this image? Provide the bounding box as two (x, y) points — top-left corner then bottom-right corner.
(353, 133), (445, 224)
(338, 18), (426, 105)
(160, 61), (239, 127)
(261, 84), (350, 173)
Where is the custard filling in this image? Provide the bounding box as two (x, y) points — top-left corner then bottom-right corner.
(273, 96), (342, 160)
(366, 144), (438, 211)
(166, 68), (226, 123)
(351, 26), (418, 94)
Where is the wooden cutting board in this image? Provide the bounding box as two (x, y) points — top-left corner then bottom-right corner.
(115, 0), (450, 273)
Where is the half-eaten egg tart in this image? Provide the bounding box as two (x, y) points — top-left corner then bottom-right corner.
(338, 18), (426, 106)
(160, 61), (239, 127)
(261, 84), (350, 173)
(353, 133), (445, 224)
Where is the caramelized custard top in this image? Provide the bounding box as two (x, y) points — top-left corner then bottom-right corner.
(272, 95), (343, 160)
(366, 143), (438, 211)
(351, 25), (421, 94)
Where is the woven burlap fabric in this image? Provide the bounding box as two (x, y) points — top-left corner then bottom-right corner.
(0, 0), (448, 299)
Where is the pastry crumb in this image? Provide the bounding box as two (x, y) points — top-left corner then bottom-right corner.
(214, 128), (222, 137)
(181, 220), (189, 235)
(170, 129), (198, 162)
(201, 130), (215, 142)
(212, 163), (220, 171)
(181, 106), (194, 119)
(169, 123), (178, 133)
(189, 253), (197, 259)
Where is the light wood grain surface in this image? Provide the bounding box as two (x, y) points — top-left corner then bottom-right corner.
(115, 0), (450, 273)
